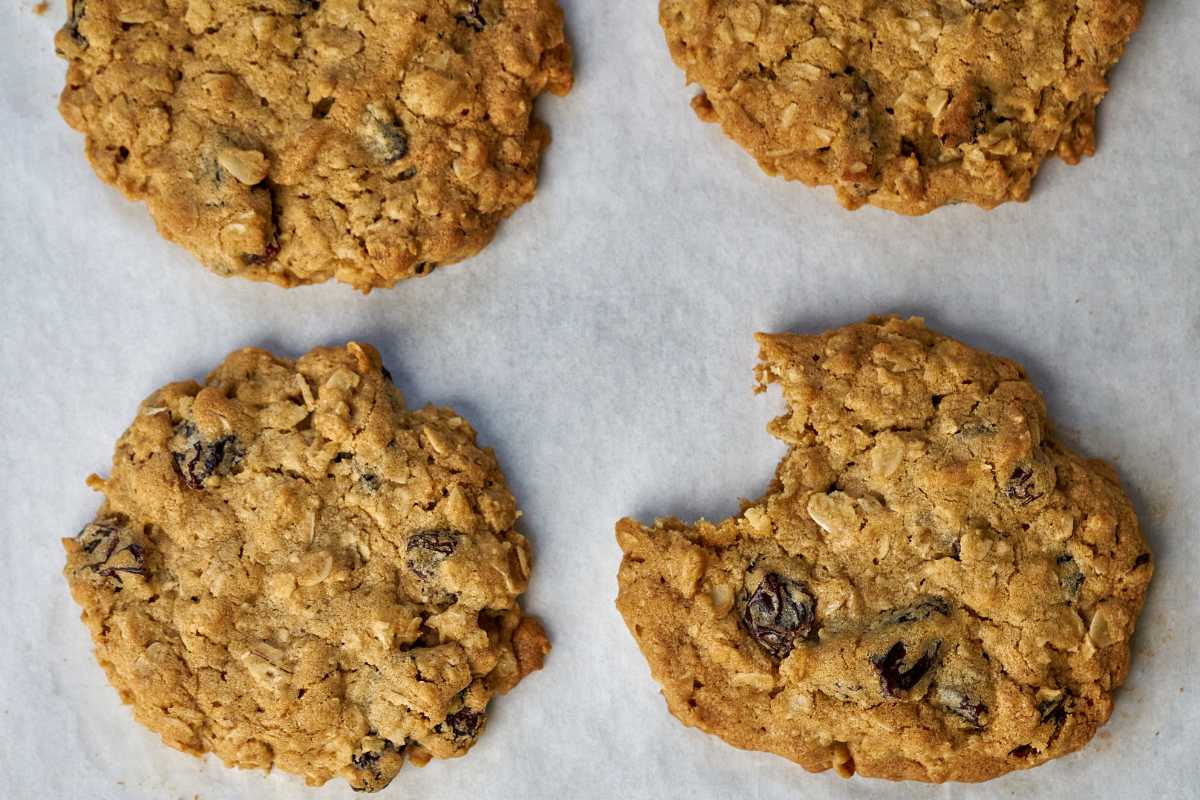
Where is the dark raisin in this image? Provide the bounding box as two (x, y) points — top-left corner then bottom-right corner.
(872, 640), (942, 697)
(1055, 554), (1084, 596)
(1133, 552), (1150, 567)
(434, 707), (484, 743)
(380, 366), (394, 383)
(1009, 744), (1037, 759)
(397, 166), (417, 181)
(1038, 693), (1068, 726)
(938, 687), (988, 727)
(359, 472), (382, 494)
(1003, 465), (1042, 505)
(76, 517), (148, 585)
(171, 421), (243, 489)
(349, 736), (402, 793)
(78, 516), (124, 556)
(891, 596), (951, 624)
(241, 239), (280, 266)
(65, 0), (88, 46)
(957, 419), (997, 438)
(351, 751), (379, 770)
(405, 531), (459, 578)
(312, 97), (335, 119)
(739, 573), (816, 659)
(456, 0), (486, 31)
(362, 108), (408, 163)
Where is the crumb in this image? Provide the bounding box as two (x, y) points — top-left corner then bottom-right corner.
(33, 1), (48, 14)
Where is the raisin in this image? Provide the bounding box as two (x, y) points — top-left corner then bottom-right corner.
(1038, 694), (1068, 726)
(76, 517), (148, 585)
(739, 573), (816, 659)
(362, 107), (408, 163)
(405, 531), (459, 578)
(1133, 552), (1150, 567)
(358, 471), (382, 494)
(456, 0), (486, 31)
(241, 239), (280, 267)
(435, 707), (483, 742)
(78, 516), (124, 556)
(957, 419), (997, 438)
(938, 687), (988, 727)
(171, 421), (243, 489)
(66, 0), (88, 46)
(312, 97), (335, 119)
(380, 366), (394, 383)
(1009, 744), (1037, 759)
(1056, 554), (1084, 596)
(872, 640), (942, 697)
(397, 166), (417, 181)
(891, 596), (951, 624)
(1003, 465), (1042, 505)
(349, 736), (402, 793)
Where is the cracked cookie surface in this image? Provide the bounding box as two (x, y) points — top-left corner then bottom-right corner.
(659, 0), (1142, 213)
(56, 0), (572, 290)
(616, 316), (1152, 782)
(63, 342), (549, 791)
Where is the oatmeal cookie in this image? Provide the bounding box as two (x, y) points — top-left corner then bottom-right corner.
(56, 0), (572, 290)
(659, 0), (1143, 213)
(616, 316), (1152, 781)
(64, 342), (549, 790)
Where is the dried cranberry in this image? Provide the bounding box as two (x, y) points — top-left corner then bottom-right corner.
(739, 573), (816, 659)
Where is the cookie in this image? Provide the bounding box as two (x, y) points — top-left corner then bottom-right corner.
(63, 342), (549, 791)
(659, 0), (1142, 213)
(616, 317), (1152, 782)
(55, 0), (572, 290)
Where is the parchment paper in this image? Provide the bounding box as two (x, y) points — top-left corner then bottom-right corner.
(2, 1), (1197, 798)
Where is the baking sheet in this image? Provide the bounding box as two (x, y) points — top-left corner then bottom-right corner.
(1, 1), (1198, 798)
